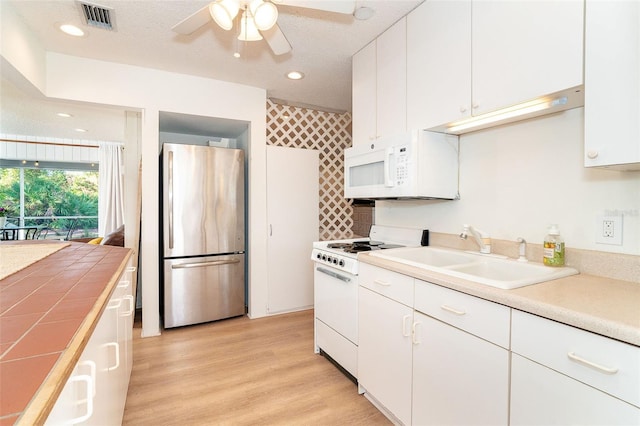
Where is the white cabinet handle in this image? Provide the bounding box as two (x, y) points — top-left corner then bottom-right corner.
(587, 150), (599, 159)
(459, 106), (468, 113)
(126, 266), (137, 272)
(441, 304), (466, 316)
(412, 321), (421, 345)
(106, 342), (120, 371)
(402, 314), (412, 337)
(118, 279), (130, 289)
(69, 374), (94, 424)
(373, 279), (391, 287)
(78, 360), (96, 397)
(567, 352), (619, 375)
(122, 295), (134, 317)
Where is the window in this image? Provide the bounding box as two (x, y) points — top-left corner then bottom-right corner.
(0, 163), (99, 240)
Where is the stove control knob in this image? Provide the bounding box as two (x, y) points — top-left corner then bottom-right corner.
(332, 258), (338, 264)
(339, 260), (345, 267)
(316, 253), (321, 259)
(321, 254), (327, 261)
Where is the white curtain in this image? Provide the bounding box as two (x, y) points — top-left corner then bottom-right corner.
(98, 142), (125, 236)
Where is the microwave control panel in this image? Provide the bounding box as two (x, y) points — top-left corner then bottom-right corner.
(395, 145), (410, 186)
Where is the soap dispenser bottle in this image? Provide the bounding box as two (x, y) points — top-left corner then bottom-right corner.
(543, 224), (565, 267)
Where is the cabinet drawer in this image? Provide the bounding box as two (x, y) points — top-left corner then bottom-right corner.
(512, 310), (640, 408)
(414, 280), (510, 349)
(359, 263), (414, 307)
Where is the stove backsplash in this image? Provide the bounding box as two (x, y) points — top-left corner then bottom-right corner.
(352, 204), (374, 238)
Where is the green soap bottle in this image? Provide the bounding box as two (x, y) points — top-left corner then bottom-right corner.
(543, 224), (565, 267)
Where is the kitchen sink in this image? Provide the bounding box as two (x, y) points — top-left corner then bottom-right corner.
(368, 247), (578, 289)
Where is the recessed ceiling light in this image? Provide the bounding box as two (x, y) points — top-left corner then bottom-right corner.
(354, 7), (375, 20)
(57, 112), (73, 118)
(74, 128), (88, 133)
(287, 71), (305, 80)
(59, 24), (85, 37)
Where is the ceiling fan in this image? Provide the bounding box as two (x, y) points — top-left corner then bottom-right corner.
(172, 0), (356, 56)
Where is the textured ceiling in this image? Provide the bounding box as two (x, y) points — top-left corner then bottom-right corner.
(1, 0), (421, 142)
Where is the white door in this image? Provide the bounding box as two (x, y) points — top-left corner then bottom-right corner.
(266, 146), (319, 314)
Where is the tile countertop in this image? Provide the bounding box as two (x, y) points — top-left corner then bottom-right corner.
(0, 241), (132, 426)
(359, 251), (640, 347)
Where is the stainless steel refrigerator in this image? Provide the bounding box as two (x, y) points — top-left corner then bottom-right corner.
(161, 143), (245, 328)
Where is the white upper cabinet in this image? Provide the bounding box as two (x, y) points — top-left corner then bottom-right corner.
(472, 0), (584, 115)
(352, 18), (406, 147)
(584, 0), (640, 170)
(376, 18), (407, 138)
(352, 41), (377, 147)
(407, 0), (584, 131)
(407, 0), (471, 130)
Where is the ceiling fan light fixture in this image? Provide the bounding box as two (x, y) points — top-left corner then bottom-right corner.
(238, 10), (263, 41)
(209, 0), (239, 30)
(249, 0), (278, 31)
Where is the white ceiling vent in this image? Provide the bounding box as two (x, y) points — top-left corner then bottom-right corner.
(77, 1), (117, 31)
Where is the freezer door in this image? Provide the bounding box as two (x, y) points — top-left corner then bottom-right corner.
(163, 254), (245, 328)
(162, 143), (245, 258)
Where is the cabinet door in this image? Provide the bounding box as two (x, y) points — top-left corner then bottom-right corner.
(266, 146), (319, 314)
(584, 0), (640, 169)
(352, 41), (377, 147)
(376, 17), (407, 137)
(412, 311), (509, 426)
(472, 0), (584, 115)
(358, 286), (413, 425)
(407, 0), (471, 130)
(511, 354), (640, 425)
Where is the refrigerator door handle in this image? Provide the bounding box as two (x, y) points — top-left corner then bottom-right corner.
(171, 259), (241, 269)
(168, 150), (174, 250)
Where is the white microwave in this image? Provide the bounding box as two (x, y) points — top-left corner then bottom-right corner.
(344, 130), (459, 200)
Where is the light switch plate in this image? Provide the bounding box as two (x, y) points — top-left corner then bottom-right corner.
(595, 214), (623, 245)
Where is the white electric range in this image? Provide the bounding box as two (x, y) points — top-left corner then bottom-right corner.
(311, 225), (428, 379)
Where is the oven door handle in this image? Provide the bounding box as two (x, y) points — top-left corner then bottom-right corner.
(316, 266), (352, 283)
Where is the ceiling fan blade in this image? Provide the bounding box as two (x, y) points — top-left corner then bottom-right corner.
(261, 24), (292, 56)
(274, 0), (356, 15)
(172, 4), (212, 35)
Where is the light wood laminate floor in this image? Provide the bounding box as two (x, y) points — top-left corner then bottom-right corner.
(123, 309), (390, 425)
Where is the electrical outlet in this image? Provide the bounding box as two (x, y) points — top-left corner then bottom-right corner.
(595, 214), (623, 245)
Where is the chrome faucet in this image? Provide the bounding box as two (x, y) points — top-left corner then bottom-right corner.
(460, 224), (492, 254)
(516, 237), (528, 262)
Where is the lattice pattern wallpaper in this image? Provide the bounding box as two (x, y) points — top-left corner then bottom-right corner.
(266, 99), (353, 241)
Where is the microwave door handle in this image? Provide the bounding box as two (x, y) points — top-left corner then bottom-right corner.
(384, 146), (395, 187)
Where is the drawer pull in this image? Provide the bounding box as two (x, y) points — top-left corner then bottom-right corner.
(412, 321), (421, 345)
(567, 352), (619, 375)
(374, 279), (391, 287)
(441, 304), (466, 316)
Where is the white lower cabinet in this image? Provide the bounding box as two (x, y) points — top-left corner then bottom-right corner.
(46, 261), (135, 425)
(511, 309), (640, 425)
(358, 285), (413, 425)
(511, 354), (640, 425)
(412, 280), (510, 425)
(358, 262), (639, 425)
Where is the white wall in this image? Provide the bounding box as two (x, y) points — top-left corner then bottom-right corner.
(376, 108), (640, 255)
(0, 3), (46, 93)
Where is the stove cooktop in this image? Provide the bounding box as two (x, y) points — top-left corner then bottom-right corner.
(311, 226), (428, 274)
(327, 240), (406, 253)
